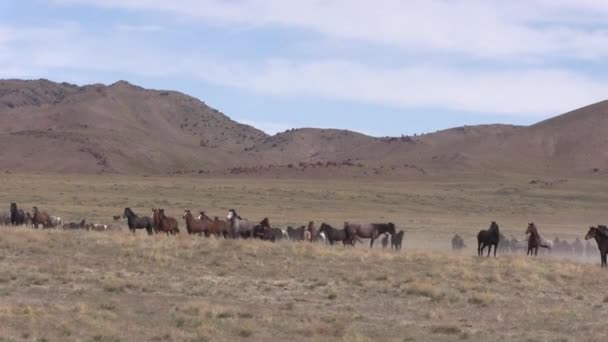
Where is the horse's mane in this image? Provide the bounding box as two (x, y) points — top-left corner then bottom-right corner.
(260, 217), (270, 227)
(596, 225), (608, 238)
(124, 207), (135, 216)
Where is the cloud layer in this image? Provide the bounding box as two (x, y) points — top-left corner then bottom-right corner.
(3, 1), (608, 123)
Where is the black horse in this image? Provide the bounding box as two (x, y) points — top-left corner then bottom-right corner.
(287, 226), (306, 241)
(477, 221), (500, 257)
(253, 218), (286, 242)
(586, 226), (608, 267)
(123, 208), (154, 235)
(10, 202), (25, 226)
(318, 223), (349, 246)
(392, 230), (404, 251)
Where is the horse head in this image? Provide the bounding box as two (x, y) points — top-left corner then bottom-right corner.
(260, 217), (270, 228)
(387, 222), (396, 235)
(182, 210), (190, 219)
(525, 222), (536, 235)
(585, 227), (596, 240)
(123, 207), (131, 219)
(489, 221), (499, 232)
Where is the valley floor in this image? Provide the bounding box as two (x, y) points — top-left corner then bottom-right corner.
(1, 173), (607, 341)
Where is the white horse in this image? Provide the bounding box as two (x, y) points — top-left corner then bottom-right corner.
(50, 216), (63, 228)
(226, 209), (256, 238)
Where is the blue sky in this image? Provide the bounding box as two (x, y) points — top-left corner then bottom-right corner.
(2, 1), (608, 136)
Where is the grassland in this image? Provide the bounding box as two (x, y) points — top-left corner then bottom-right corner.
(1, 173), (608, 341)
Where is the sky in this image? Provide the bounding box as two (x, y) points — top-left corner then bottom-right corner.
(2, 1), (608, 136)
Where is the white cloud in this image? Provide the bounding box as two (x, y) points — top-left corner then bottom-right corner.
(1, 23), (607, 117)
(50, 0), (608, 60)
(6, 1), (608, 119)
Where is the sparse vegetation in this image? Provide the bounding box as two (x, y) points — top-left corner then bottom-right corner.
(0, 174), (608, 340)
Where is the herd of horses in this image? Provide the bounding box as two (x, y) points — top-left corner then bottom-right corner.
(3, 203), (608, 267)
(463, 221), (608, 267)
(124, 207), (405, 249)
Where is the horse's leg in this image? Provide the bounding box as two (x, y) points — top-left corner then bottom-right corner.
(478, 241), (482, 256)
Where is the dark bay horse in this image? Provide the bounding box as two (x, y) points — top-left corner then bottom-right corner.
(452, 234), (465, 251)
(10, 203), (25, 226)
(62, 219), (86, 230)
(525, 223), (551, 256)
(287, 226), (306, 241)
(391, 230), (404, 251)
(158, 209), (179, 235)
(477, 221), (500, 257)
(344, 222), (396, 247)
(585, 226), (608, 267)
(318, 223), (349, 246)
(123, 208), (154, 235)
(182, 210), (206, 235)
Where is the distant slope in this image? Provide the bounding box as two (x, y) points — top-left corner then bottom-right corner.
(0, 79), (267, 173)
(0, 78), (606, 177)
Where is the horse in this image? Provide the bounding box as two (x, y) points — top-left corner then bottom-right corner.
(227, 209), (255, 239)
(381, 234), (389, 248)
(199, 212), (228, 238)
(525, 223), (551, 256)
(62, 219), (86, 230)
(391, 230), (404, 251)
(572, 238), (584, 257)
(452, 234), (465, 251)
(287, 226), (306, 241)
(50, 216), (63, 228)
(123, 208), (154, 235)
(152, 209), (161, 233)
(318, 223), (349, 246)
(10, 203), (25, 226)
(31, 207), (52, 228)
(182, 210), (206, 235)
(344, 221), (396, 247)
(0, 213), (10, 226)
(477, 221), (500, 257)
(91, 223), (108, 231)
(25, 212), (33, 227)
(307, 221), (320, 242)
(585, 226), (608, 267)
(158, 209), (179, 235)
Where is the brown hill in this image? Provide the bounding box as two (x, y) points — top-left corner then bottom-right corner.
(0, 79), (606, 176)
(0, 79), (266, 173)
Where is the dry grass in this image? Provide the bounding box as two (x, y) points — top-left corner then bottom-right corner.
(0, 173), (608, 341)
(0, 229), (607, 341)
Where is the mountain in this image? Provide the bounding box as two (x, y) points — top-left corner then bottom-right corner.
(0, 79), (266, 173)
(0, 78), (606, 177)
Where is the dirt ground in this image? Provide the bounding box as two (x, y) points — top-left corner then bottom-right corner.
(1, 173), (607, 341)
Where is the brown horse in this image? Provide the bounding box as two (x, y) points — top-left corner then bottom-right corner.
(525, 223), (551, 256)
(199, 212), (228, 238)
(31, 207), (52, 228)
(586, 226), (608, 267)
(306, 221), (319, 242)
(182, 210), (206, 235)
(344, 221), (396, 248)
(152, 209), (161, 233)
(158, 209), (179, 235)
